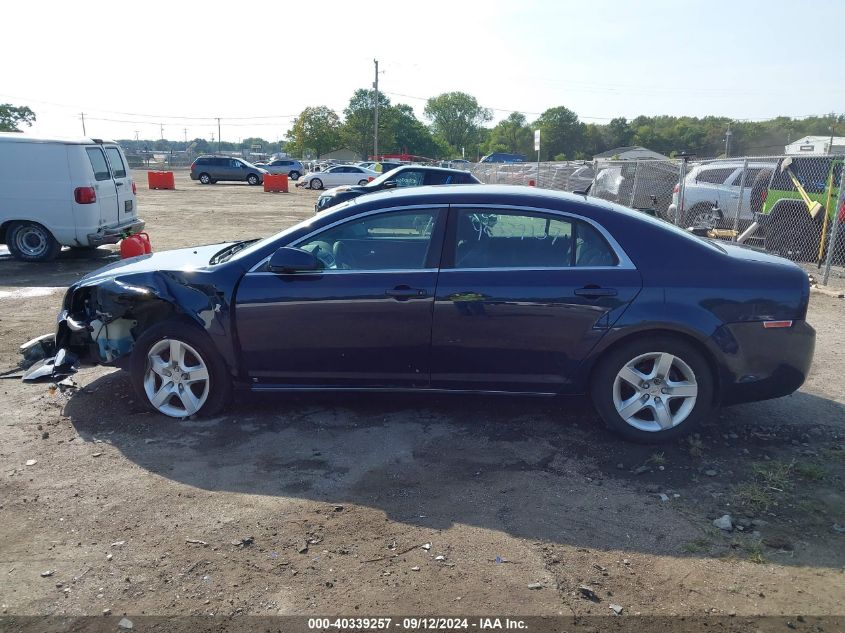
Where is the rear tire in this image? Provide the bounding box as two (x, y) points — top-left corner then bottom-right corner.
(289, 171), (301, 180)
(310, 178), (323, 190)
(6, 221), (61, 262)
(684, 203), (723, 229)
(247, 174), (260, 186)
(199, 173), (211, 185)
(130, 320), (231, 418)
(358, 179), (368, 186)
(591, 335), (714, 443)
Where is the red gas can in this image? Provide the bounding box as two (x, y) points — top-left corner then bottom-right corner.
(120, 232), (153, 259)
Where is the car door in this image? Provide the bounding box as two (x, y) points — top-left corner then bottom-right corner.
(84, 146), (119, 226)
(103, 145), (136, 223)
(230, 159), (247, 181)
(430, 207), (642, 393)
(234, 207), (446, 388)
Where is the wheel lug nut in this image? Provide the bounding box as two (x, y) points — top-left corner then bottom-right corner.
(661, 388), (669, 394)
(655, 397), (662, 403)
(642, 383), (650, 389)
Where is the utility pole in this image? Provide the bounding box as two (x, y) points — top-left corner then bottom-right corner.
(134, 130), (139, 142)
(80, 112), (86, 135)
(217, 117), (222, 153)
(160, 123), (164, 141)
(829, 120), (835, 155)
(184, 128), (188, 145)
(724, 123), (732, 158)
(211, 132), (215, 145)
(373, 59), (379, 160)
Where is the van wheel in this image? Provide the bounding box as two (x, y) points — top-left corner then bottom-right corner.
(591, 335), (714, 443)
(247, 174), (260, 186)
(199, 173), (211, 184)
(6, 221), (61, 262)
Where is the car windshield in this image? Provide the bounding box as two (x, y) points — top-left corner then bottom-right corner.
(208, 238), (262, 264)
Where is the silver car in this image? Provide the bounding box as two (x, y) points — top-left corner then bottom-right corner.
(254, 158), (304, 180)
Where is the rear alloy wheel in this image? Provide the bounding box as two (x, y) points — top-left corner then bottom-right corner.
(684, 203), (722, 229)
(199, 173), (211, 184)
(358, 179), (368, 186)
(131, 321), (231, 418)
(289, 171), (301, 180)
(247, 174), (260, 186)
(310, 178), (323, 190)
(6, 221), (61, 262)
(591, 336), (714, 442)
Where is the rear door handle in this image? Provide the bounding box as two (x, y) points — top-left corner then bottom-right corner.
(386, 286), (427, 300)
(116, 181), (124, 186)
(574, 286), (618, 298)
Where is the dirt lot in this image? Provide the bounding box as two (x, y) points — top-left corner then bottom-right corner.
(1, 170), (843, 620)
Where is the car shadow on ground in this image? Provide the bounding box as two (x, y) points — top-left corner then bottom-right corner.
(61, 369), (845, 568)
(0, 247), (119, 287)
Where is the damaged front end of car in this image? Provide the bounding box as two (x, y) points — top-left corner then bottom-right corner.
(23, 268), (232, 382)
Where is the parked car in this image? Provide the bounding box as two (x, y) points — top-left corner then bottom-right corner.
(315, 165), (481, 212)
(48, 185), (814, 442)
(480, 152), (527, 163)
(758, 156), (844, 262)
(668, 161), (777, 227)
(296, 165), (378, 190)
(253, 158), (304, 180)
(0, 133), (144, 262)
(189, 156), (267, 185)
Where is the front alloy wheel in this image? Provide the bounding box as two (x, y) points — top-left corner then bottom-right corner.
(143, 338), (210, 417)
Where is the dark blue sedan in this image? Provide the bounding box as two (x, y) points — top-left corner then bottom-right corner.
(53, 185), (815, 442)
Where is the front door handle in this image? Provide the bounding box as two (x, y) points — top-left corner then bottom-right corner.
(574, 286), (618, 298)
(386, 285), (427, 300)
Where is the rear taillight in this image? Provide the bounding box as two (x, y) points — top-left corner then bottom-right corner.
(131, 180), (136, 195)
(761, 189), (768, 204)
(763, 320), (793, 329)
(74, 186), (96, 204)
(190, 162), (196, 171)
(839, 201), (845, 224)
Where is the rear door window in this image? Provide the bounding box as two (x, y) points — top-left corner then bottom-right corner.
(425, 171), (456, 185)
(695, 168), (736, 184)
(86, 147), (112, 181)
(104, 147), (127, 178)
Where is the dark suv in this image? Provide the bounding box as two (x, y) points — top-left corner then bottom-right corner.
(190, 156), (267, 185)
(315, 165), (481, 213)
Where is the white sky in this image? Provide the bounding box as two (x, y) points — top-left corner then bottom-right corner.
(3, 0), (843, 143)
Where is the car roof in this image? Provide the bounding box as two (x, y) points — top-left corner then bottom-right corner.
(0, 132), (118, 145)
(390, 165), (470, 174)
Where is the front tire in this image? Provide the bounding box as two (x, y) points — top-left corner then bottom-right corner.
(130, 320), (231, 418)
(199, 173), (211, 185)
(684, 203), (722, 229)
(591, 335), (714, 442)
(310, 178), (323, 190)
(6, 221), (61, 262)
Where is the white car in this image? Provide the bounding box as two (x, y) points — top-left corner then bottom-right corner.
(669, 161), (776, 227)
(0, 133), (143, 261)
(297, 165), (378, 190)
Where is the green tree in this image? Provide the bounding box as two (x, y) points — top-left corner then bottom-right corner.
(0, 104), (36, 132)
(382, 104), (442, 158)
(424, 92), (492, 154)
(605, 117), (634, 148)
(342, 89), (392, 160)
(488, 112), (532, 156)
(287, 106), (342, 158)
(532, 106), (582, 161)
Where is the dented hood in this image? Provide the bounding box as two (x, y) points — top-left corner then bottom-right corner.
(78, 243), (235, 285)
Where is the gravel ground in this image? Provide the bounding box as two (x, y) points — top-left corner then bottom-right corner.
(0, 171), (843, 620)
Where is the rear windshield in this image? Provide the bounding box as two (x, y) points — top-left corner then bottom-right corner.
(85, 147), (111, 181)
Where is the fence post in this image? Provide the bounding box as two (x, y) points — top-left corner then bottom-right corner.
(676, 160), (686, 226)
(732, 157), (749, 237)
(822, 166), (845, 285)
(628, 162), (640, 208)
(590, 161), (598, 196)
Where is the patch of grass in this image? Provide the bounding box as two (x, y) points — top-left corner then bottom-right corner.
(750, 460), (795, 492)
(794, 461), (829, 481)
(647, 452), (666, 466)
(746, 543), (766, 564)
(733, 482), (776, 513)
(687, 435), (705, 459)
(682, 537), (711, 553)
(820, 447), (845, 461)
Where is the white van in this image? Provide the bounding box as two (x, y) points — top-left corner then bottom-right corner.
(0, 133), (144, 261)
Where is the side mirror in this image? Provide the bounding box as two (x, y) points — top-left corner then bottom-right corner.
(268, 247), (323, 274)
(382, 180), (398, 189)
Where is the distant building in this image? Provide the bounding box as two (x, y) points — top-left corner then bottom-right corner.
(593, 146), (670, 161)
(785, 136), (845, 156)
(319, 148), (360, 161)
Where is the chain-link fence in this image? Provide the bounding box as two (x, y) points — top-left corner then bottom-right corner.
(458, 155), (845, 286)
